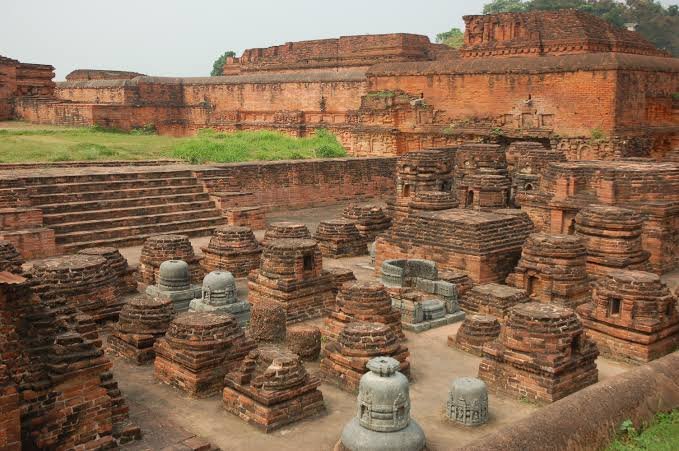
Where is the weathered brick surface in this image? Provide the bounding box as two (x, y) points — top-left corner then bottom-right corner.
(478, 302), (599, 403)
(314, 219), (367, 258)
(223, 347), (325, 432)
(287, 325), (321, 361)
(450, 314), (501, 356)
(248, 300), (286, 343)
(247, 239), (334, 323)
(154, 312), (256, 398)
(459, 283), (529, 320)
(506, 232), (591, 308)
(320, 322), (410, 394)
(575, 205), (650, 277)
(30, 254), (123, 323)
(200, 225), (262, 277)
(341, 204), (392, 242)
(323, 280), (404, 348)
(108, 295), (174, 365)
(576, 270), (679, 364)
(519, 160), (679, 273)
(262, 222), (311, 245)
(138, 234), (203, 287)
(79, 246), (136, 294)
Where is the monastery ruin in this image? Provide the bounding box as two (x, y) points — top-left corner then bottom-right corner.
(0, 7), (678, 451)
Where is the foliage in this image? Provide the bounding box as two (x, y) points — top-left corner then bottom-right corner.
(436, 28), (465, 48)
(480, 0), (679, 56)
(129, 123), (157, 135)
(170, 128), (347, 164)
(607, 409), (679, 451)
(211, 51), (236, 77)
(0, 123), (347, 164)
(590, 127), (606, 142)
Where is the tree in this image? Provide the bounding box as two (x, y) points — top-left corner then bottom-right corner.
(479, 0), (679, 56)
(211, 51), (236, 77)
(436, 28), (465, 48)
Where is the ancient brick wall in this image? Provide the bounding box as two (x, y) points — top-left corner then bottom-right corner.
(194, 157), (396, 210)
(65, 69), (145, 81)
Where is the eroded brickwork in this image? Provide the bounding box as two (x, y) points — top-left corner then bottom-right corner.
(200, 225), (262, 277)
(138, 234), (203, 287)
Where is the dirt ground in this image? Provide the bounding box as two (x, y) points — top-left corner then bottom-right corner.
(109, 203), (639, 450)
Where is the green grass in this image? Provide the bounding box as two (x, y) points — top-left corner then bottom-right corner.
(607, 410), (679, 451)
(0, 122), (347, 164)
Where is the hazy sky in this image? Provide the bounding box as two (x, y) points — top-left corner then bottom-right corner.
(2, 1), (677, 80)
(2, 0), (486, 80)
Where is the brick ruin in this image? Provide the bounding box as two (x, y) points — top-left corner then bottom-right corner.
(478, 302), (599, 403)
(200, 225), (262, 277)
(458, 283), (529, 320)
(577, 270), (679, 364)
(248, 238), (334, 323)
(108, 294), (174, 364)
(574, 205), (651, 276)
(454, 144), (512, 210)
(506, 141), (566, 206)
(154, 311), (256, 397)
(314, 219), (367, 258)
(262, 222), (311, 245)
(518, 160), (679, 273)
(320, 321), (410, 394)
(0, 239), (23, 273)
(451, 314), (502, 356)
(138, 234), (204, 287)
(78, 246), (137, 293)
(0, 241), (138, 448)
(323, 280), (404, 346)
(223, 347), (325, 432)
(506, 232), (591, 308)
(30, 254), (124, 323)
(341, 203), (392, 243)
(287, 325), (322, 361)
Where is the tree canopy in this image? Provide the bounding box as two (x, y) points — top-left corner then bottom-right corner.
(436, 28), (465, 48)
(210, 51), (236, 77)
(479, 0), (679, 56)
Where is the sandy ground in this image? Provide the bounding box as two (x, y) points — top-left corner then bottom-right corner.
(109, 203), (636, 450)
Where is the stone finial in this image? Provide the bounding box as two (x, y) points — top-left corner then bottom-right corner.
(446, 377), (489, 426)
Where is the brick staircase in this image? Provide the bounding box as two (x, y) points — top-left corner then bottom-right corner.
(25, 169), (226, 252)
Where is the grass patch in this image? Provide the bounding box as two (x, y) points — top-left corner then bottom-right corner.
(0, 122), (347, 164)
(607, 410), (679, 451)
(170, 128), (346, 164)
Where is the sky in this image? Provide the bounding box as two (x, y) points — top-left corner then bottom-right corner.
(2, 0), (677, 80)
(1, 0), (485, 80)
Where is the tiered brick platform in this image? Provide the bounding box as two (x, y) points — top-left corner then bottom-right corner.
(0, 176), (56, 259)
(450, 314), (501, 356)
(139, 234), (203, 287)
(577, 270), (679, 364)
(154, 312), (256, 397)
(478, 302), (599, 403)
(200, 225), (262, 277)
(341, 204), (392, 242)
(324, 280), (404, 346)
(22, 168), (225, 252)
(314, 219), (367, 257)
(0, 240), (23, 273)
(506, 233), (591, 308)
(248, 238), (334, 323)
(108, 295), (175, 364)
(79, 246), (136, 294)
(575, 206), (650, 277)
(454, 144), (509, 209)
(262, 222), (311, 245)
(409, 190), (459, 211)
(30, 254), (123, 323)
(376, 209), (533, 283)
(321, 321), (410, 394)
(223, 347), (325, 432)
(506, 141), (565, 206)
(459, 283), (529, 320)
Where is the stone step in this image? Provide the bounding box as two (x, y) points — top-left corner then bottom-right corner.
(22, 170), (196, 186)
(31, 185), (206, 206)
(56, 216), (226, 245)
(30, 176), (200, 195)
(39, 192), (212, 214)
(50, 208), (222, 234)
(60, 225), (222, 253)
(42, 200), (217, 224)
